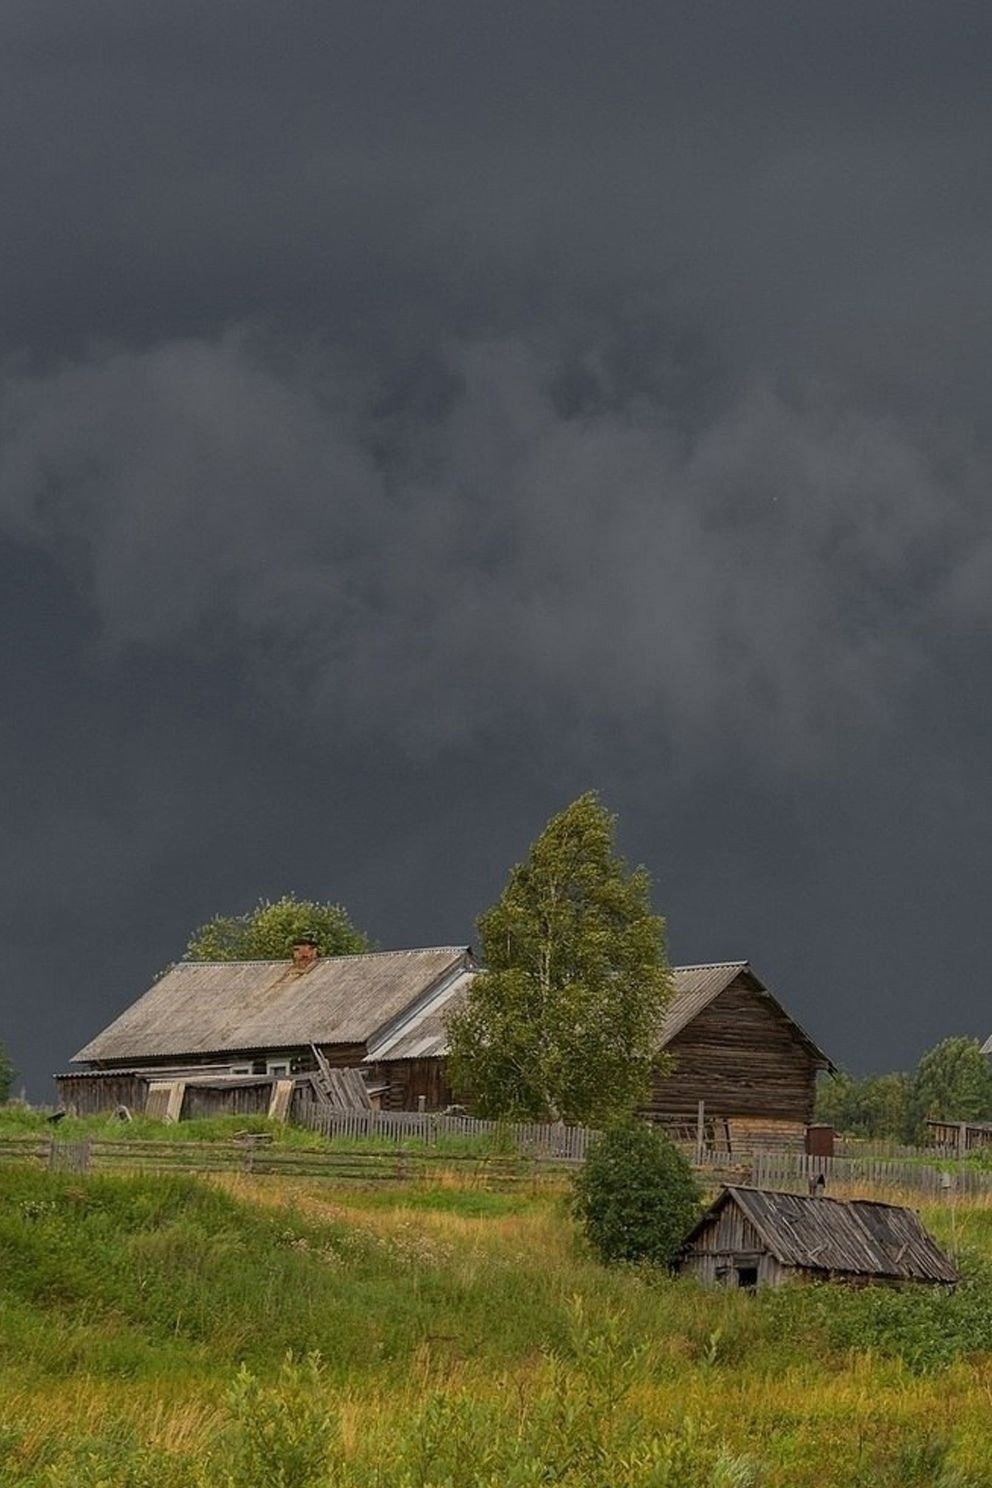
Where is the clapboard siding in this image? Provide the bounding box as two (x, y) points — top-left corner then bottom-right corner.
(647, 971), (819, 1124)
(676, 1202), (787, 1287)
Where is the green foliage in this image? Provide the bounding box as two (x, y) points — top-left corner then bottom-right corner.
(0, 1107), (511, 1157)
(903, 1037), (992, 1143)
(184, 894), (371, 963)
(766, 1257), (992, 1375)
(816, 1038), (992, 1145)
(0, 1042), (13, 1104)
(814, 1070), (910, 1141)
(447, 793), (670, 1124)
(223, 1355), (337, 1488)
(571, 1119), (701, 1266)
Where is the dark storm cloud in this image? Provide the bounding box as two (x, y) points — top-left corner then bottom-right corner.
(3, 1), (992, 1092)
(1, 331), (985, 766)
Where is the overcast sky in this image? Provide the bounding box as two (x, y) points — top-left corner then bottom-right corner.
(3, 1), (992, 1096)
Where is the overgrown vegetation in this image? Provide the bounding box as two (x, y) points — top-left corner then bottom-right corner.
(0, 1042), (13, 1104)
(0, 1108), (507, 1157)
(3, 1163), (992, 1485)
(447, 792), (671, 1125)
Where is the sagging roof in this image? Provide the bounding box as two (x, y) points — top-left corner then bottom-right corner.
(72, 947), (472, 1064)
(681, 1187), (958, 1283)
(369, 959), (831, 1067)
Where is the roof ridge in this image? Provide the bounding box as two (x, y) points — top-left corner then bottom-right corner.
(673, 960), (748, 972)
(176, 945), (469, 968)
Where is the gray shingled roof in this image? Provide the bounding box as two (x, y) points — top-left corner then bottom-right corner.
(365, 968), (475, 1061)
(72, 947), (471, 1063)
(681, 1187), (958, 1283)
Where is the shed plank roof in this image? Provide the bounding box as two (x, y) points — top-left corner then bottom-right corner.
(683, 1187), (957, 1283)
(72, 948), (470, 1063)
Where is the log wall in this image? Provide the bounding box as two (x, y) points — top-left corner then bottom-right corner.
(647, 972), (820, 1126)
(369, 1057), (453, 1111)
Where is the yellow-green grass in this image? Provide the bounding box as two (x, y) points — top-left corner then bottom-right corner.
(2, 1164), (992, 1486)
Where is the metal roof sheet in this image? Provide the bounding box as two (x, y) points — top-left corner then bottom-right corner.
(366, 969), (475, 1061)
(682, 1187), (957, 1283)
(72, 947), (471, 1064)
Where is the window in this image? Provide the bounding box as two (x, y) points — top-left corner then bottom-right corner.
(267, 1060), (291, 1078)
(230, 1065), (251, 1076)
(736, 1266), (759, 1291)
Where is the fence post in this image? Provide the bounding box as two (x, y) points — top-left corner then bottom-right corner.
(695, 1101), (705, 1164)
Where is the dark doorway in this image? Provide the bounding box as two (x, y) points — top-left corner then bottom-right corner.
(736, 1266), (759, 1290)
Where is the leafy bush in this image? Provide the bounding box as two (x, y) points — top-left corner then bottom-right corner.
(571, 1119), (701, 1265)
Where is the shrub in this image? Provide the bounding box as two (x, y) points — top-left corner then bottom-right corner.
(571, 1119), (701, 1265)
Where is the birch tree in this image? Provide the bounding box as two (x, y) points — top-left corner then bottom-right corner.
(446, 793), (671, 1124)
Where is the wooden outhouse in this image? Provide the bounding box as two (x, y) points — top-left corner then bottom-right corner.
(675, 1186), (958, 1290)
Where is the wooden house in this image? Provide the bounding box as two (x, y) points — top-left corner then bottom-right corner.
(372, 958), (831, 1148)
(644, 962), (832, 1152)
(676, 1186), (958, 1289)
(57, 944), (474, 1121)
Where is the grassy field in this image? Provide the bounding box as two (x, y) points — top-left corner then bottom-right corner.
(2, 1163), (992, 1486)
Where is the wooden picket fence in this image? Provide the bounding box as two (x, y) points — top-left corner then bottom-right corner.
(293, 1100), (595, 1159)
(750, 1148), (992, 1198)
(6, 1126), (992, 1199)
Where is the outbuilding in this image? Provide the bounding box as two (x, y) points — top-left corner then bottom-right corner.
(675, 1186), (958, 1289)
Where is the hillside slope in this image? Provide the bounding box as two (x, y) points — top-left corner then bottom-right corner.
(2, 1166), (992, 1486)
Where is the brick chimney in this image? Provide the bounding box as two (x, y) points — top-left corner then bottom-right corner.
(291, 935), (319, 971)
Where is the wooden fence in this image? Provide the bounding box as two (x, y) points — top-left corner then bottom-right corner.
(7, 1129), (992, 1199)
(0, 1135), (570, 1187)
(293, 1100), (595, 1159)
(750, 1148), (992, 1198)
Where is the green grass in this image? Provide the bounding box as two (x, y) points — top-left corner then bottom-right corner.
(3, 1164), (992, 1485)
(0, 1106), (506, 1156)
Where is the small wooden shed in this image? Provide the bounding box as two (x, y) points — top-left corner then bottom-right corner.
(676, 1186), (958, 1290)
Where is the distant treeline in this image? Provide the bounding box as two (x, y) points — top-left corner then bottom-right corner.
(815, 1036), (992, 1143)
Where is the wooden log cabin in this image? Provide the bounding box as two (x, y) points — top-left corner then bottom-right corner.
(60, 947), (830, 1148)
(365, 959), (832, 1151)
(644, 961), (832, 1153)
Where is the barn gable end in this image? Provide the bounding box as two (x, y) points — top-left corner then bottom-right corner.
(645, 966), (828, 1145)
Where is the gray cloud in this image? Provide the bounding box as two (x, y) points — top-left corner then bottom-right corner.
(1, 332), (986, 768)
